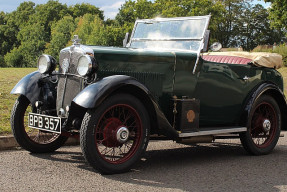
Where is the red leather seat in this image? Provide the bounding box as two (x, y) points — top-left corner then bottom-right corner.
(202, 55), (252, 65)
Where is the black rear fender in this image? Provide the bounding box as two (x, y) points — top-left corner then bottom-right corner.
(240, 82), (287, 130)
(264, 89), (287, 131)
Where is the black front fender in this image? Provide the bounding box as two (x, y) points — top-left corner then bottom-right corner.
(10, 71), (42, 104)
(72, 75), (178, 139)
(73, 75), (149, 108)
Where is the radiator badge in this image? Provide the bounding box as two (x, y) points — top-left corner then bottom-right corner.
(62, 58), (69, 74)
(187, 110), (195, 123)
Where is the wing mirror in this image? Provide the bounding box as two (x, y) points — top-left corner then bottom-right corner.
(210, 42), (222, 52)
(123, 32), (129, 47)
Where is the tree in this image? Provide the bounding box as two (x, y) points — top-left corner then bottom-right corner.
(73, 14), (96, 44)
(213, 0), (243, 47)
(29, 0), (69, 42)
(68, 3), (104, 20)
(5, 23), (46, 67)
(86, 16), (108, 45)
(0, 11), (5, 25)
(0, 2), (36, 66)
(154, 0), (225, 43)
(154, 0), (224, 18)
(73, 14), (107, 45)
(1, 0), (107, 67)
(46, 16), (76, 59)
(8, 1), (35, 29)
(265, 0), (287, 31)
(249, 4), (284, 48)
(0, 12), (6, 66)
(115, 0), (156, 26)
(105, 25), (130, 47)
(229, 3), (284, 50)
(1, 0), (284, 67)
(3, 47), (23, 67)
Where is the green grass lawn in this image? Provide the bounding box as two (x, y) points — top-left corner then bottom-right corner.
(0, 68), (36, 134)
(1, 67), (287, 135)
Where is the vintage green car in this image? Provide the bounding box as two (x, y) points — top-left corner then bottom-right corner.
(11, 15), (286, 174)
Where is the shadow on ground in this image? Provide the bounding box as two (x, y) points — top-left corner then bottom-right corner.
(31, 141), (287, 192)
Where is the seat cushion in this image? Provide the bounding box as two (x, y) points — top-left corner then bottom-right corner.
(202, 55), (252, 65)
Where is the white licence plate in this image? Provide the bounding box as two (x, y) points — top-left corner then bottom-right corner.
(28, 113), (61, 134)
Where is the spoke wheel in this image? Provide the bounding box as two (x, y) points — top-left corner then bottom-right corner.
(240, 95), (281, 155)
(96, 104), (142, 163)
(11, 95), (68, 153)
(250, 102), (277, 148)
(80, 93), (150, 174)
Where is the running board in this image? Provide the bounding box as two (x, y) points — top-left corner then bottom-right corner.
(179, 127), (247, 138)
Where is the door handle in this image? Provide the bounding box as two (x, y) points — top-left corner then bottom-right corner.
(238, 76), (249, 81)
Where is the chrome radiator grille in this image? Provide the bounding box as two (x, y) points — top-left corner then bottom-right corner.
(57, 49), (84, 114)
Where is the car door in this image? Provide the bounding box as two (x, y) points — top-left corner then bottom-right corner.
(194, 60), (251, 126)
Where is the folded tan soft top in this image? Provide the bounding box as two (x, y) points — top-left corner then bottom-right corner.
(203, 51), (283, 69)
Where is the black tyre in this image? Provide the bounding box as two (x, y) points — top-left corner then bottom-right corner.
(11, 95), (68, 153)
(240, 95), (281, 155)
(80, 93), (150, 174)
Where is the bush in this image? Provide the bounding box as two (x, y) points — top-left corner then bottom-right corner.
(4, 47), (24, 67)
(0, 55), (5, 67)
(252, 45), (273, 53)
(273, 44), (287, 67)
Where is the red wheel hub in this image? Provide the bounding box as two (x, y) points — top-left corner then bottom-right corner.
(252, 115), (265, 135)
(102, 118), (123, 147)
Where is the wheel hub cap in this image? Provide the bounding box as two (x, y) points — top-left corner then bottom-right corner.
(116, 127), (129, 143)
(263, 119), (271, 132)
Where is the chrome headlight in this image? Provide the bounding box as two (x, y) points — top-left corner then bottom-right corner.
(77, 55), (98, 76)
(37, 54), (56, 74)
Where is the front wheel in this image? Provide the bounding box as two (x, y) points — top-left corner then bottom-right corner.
(240, 95), (281, 155)
(80, 93), (150, 174)
(11, 95), (68, 153)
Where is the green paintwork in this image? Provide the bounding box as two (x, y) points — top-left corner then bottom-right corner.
(90, 45), (284, 128)
(195, 60), (283, 126)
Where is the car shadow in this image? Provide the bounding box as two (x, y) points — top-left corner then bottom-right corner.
(30, 150), (95, 172)
(31, 141), (287, 192)
(105, 142), (287, 192)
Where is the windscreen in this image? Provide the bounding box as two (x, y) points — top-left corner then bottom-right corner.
(129, 16), (210, 51)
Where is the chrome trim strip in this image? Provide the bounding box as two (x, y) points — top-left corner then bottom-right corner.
(192, 15), (211, 74)
(130, 47), (198, 54)
(179, 127), (247, 137)
(48, 73), (88, 80)
(132, 38), (203, 41)
(137, 15), (213, 22)
(192, 39), (203, 74)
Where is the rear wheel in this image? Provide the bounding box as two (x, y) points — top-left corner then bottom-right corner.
(80, 93), (150, 174)
(240, 95), (281, 155)
(11, 95), (68, 153)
